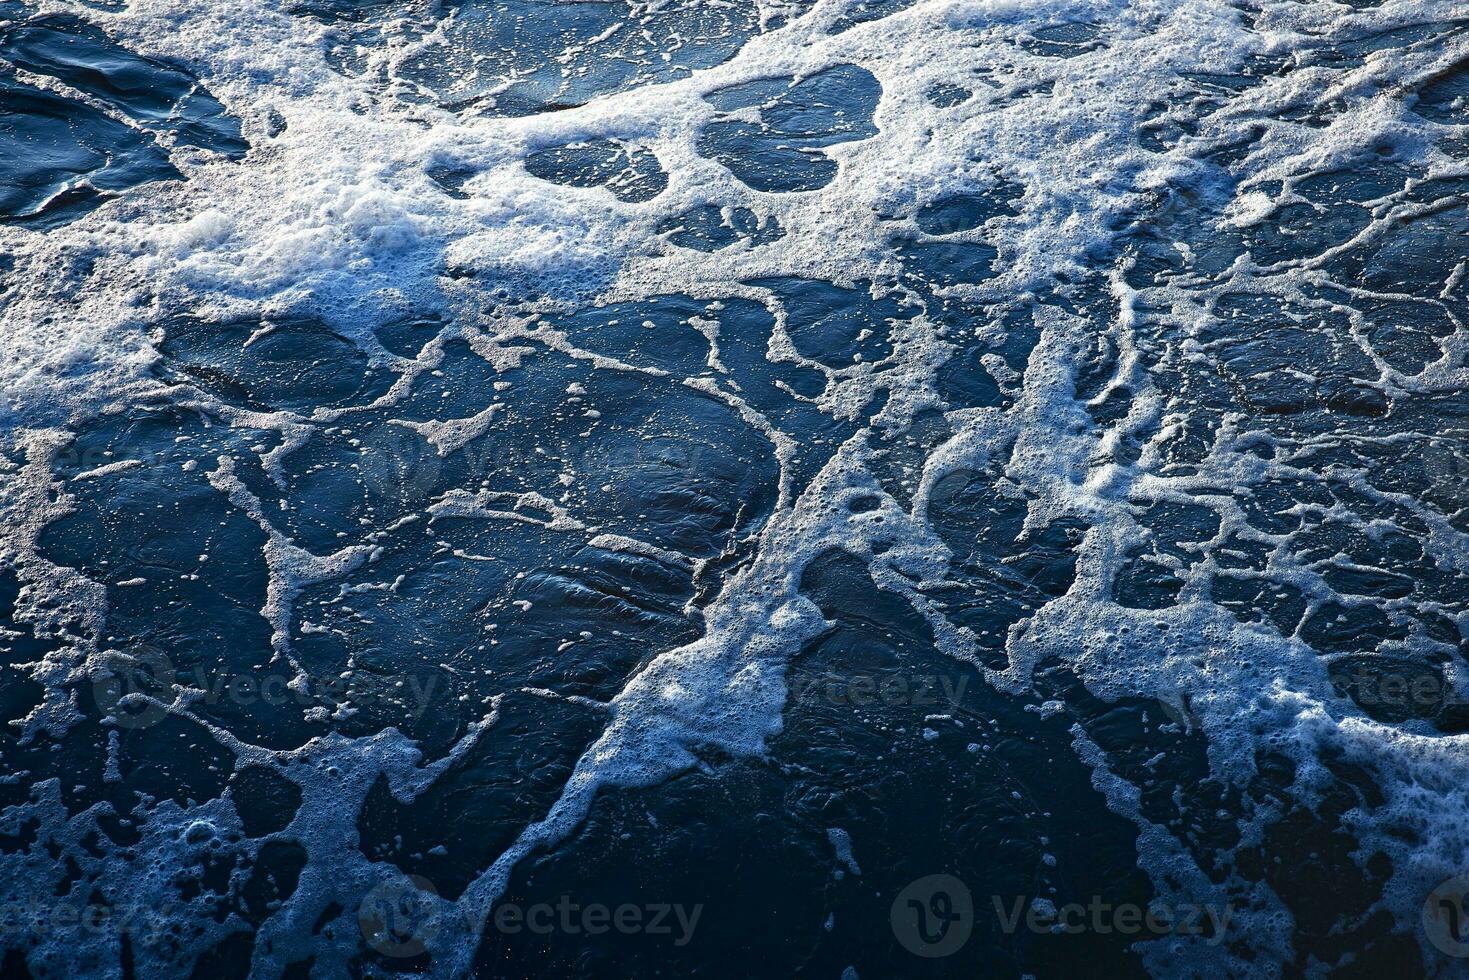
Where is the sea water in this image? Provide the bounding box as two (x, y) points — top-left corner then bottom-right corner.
(1, 0), (1468, 976)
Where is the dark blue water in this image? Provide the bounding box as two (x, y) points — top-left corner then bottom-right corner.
(0, 11), (243, 227)
(3, 1), (1469, 978)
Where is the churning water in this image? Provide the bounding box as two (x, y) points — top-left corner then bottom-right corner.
(1, 0), (1469, 976)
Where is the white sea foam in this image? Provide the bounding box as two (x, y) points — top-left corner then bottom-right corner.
(2, 0), (1468, 975)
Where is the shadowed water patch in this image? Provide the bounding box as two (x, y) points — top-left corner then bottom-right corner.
(698, 65), (881, 193)
(524, 139), (667, 203)
(0, 14), (245, 225)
